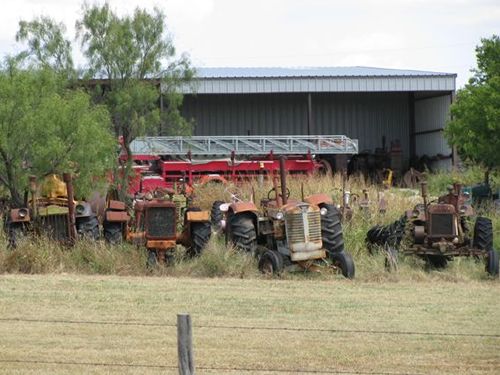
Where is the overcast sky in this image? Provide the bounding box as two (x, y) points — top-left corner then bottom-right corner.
(1, 0), (499, 87)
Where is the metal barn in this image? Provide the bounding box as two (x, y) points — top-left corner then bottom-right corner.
(178, 67), (456, 170)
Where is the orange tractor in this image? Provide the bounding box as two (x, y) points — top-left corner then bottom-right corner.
(220, 157), (355, 278)
(103, 188), (211, 265)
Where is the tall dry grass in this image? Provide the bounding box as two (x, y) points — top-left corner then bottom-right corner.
(1, 172), (498, 281)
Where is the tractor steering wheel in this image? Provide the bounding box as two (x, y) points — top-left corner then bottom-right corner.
(267, 186), (291, 201)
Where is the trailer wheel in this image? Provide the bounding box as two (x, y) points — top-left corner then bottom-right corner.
(227, 213), (257, 253)
(76, 216), (100, 240)
(486, 250), (499, 276)
(473, 217), (493, 251)
(210, 200), (224, 232)
(331, 250), (355, 279)
(320, 203), (344, 255)
(103, 222), (124, 245)
(384, 245), (398, 272)
(258, 250), (283, 275)
(187, 222), (211, 257)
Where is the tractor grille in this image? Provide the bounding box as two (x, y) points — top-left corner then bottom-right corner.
(146, 207), (176, 238)
(430, 213), (454, 236)
(286, 210), (322, 244)
(40, 214), (69, 241)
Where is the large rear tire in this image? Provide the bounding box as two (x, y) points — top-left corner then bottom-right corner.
(227, 213), (257, 253)
(187, 222), (211, 257)
(473, 217), (493, 251)
(103, 222), (124, 245)
(210, 200), (224, 232)
(331, 250), (355, 279)
(76, 216), (100, 241)
(320, 203), (344, 256)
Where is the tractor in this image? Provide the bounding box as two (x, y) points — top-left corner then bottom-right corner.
(223, 156), (355, 278)
(366, 182), (499, 276)
(4, 173), (99, 246)
(103, 187), (211, 265)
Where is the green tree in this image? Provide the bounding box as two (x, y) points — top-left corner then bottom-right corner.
(15, 16), (74, 75)
(0, 63), (114, 206)
(76, 4), (194, 197)
(445, 36), (500, 184)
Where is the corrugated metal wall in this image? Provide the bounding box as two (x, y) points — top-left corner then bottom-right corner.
(183, 92), (410, 159)
(414, 95), (452, 157)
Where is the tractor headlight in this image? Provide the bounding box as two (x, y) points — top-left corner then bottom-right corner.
(276, 211), (284, 220)
(459, 206), (467, 214)
(412, 209), (419, 218)
(75, 204), (85, 215)
(320, 207), (328, 216)
(18, 208), (28, 218)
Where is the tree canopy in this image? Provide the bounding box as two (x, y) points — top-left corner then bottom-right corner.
(445, 35), (500, 183)
(0, 64), (115, 206)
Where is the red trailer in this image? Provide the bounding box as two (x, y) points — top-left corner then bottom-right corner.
(122, 135), (358, 195)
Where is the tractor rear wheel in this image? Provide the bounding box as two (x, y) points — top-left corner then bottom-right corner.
(76, 216), (100, 240)
(227, 213), (257, 254)
(473, 217), (493, 251)
(210, 200), (224, 232)
(258, 250), (284, 275)
(320, 203), (344, 255)
(187, 222), (211, 257)
(331, 250), (355, 279)
(103, 222), (124, 245)
(486, 250), (499, 276)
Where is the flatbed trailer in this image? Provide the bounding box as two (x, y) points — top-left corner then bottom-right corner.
(124, 135), (359, 194)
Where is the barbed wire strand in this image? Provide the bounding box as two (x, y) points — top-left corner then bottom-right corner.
(0, 359), (424, 374)
(0, 317), (498, 338)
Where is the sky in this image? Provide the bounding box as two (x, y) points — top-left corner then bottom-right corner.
(0, 0), (499, 88)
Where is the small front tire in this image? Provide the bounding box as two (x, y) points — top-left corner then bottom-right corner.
(486, 250), (499, 276)
(258, 250), (284, 275)
(331, 250), (355, 279)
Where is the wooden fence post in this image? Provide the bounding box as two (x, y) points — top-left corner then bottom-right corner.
(177, 313), (195, 375)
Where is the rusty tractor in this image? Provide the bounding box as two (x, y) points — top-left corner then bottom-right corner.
(223, 156), (355, 278)
(366, 182), (499, 276)
(4, 173), (100, 246)
(103, 187), (211, 265)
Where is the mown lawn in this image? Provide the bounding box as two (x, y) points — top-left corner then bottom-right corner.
(0, 274), (499, 374)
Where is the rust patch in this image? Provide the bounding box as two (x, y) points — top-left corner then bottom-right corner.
(106, 211), (130, 222)
(146, 240), (176, 250)
(108, 200), (126, 211)
(304, 193), (333, 207)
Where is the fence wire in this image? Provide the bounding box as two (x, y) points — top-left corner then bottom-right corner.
(1, 317), (498, 338)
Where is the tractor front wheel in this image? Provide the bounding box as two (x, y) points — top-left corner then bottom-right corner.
(486, 250), (499, 276)
(258, 250), (284, 275)
(331, 250), (355, 279)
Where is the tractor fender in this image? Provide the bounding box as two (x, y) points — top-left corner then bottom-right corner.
(229, 201), (259, 214)
(304, 193), (333, 207)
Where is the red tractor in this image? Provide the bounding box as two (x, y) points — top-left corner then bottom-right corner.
(366, 182), (499, 275)
(221, 157), (355, 278)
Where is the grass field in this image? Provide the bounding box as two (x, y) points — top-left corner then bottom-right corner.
(0, 274), (499, 374)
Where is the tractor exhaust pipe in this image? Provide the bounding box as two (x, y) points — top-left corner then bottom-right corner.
(279, 156), (287, 205)
(63, 173), (77, 243)
(29, 176), (37, 219)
